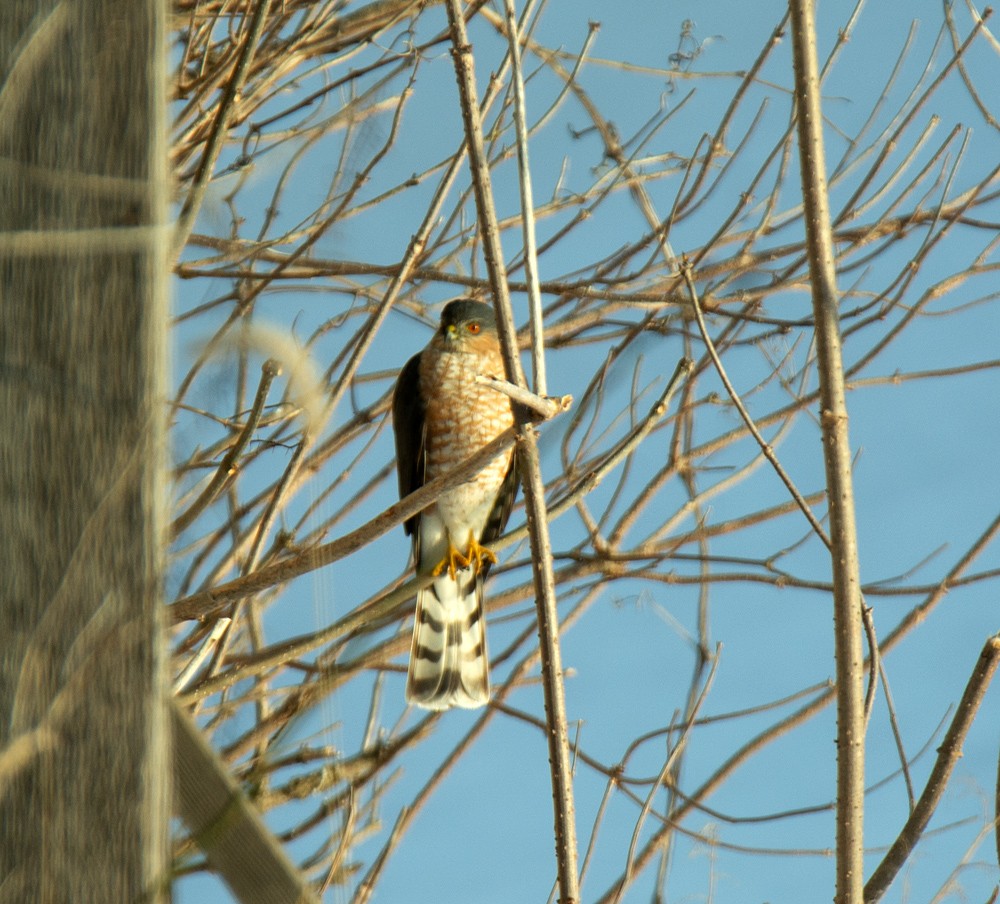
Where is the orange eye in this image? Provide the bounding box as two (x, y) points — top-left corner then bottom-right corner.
(467, 322), (481, 334)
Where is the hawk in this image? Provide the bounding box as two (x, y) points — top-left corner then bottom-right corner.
(392, 299), (518, 710)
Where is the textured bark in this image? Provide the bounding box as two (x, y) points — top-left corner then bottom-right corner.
(0, 1), (170, 899)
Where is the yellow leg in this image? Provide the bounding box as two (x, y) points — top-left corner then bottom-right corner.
(431, 533), (497, 579)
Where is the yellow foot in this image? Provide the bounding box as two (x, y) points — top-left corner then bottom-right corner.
(465, 534), (498, 574)
(431, 540), (469, 580)
(431, 535), (497, 580)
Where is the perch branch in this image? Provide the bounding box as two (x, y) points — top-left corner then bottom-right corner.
(444, 1), (580, 900)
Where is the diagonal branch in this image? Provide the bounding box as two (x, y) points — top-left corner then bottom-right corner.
(171, 424), (521, 622)
(173, 703), (320, 904)
(863, 635), (1000, 902)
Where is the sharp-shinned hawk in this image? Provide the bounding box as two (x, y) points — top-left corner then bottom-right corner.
(392, 299), (518, 710)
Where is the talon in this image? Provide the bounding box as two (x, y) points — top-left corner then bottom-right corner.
(465, 534), (497, 575)
(431, 541), (471, 579)
(430, 535), (497, 580)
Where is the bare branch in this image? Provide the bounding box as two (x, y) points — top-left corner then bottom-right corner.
(790, 4), (866, 900)
(444, 1), (579, 899)
(864, 635), (1000, 902)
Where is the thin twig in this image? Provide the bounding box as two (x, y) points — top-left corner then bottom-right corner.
(502, 0), (547, 395)
(681, 261), (829, 544)
(172, 358), (281, 537)
(174, 0), (274, 256)
(617, 646), (721, 904)
(682, 262), (883, 737)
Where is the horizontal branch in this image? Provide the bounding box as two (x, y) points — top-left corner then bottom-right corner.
(475, 374), (572, 420)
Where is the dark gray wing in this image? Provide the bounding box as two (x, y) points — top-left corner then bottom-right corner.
(478, 452), (519, 580)
(391, 352), (425, 538)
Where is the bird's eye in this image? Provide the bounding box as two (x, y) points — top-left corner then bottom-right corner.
(467, 322), (481, 334)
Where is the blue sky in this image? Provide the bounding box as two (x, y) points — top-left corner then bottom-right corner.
(173, 1), (1000, 901)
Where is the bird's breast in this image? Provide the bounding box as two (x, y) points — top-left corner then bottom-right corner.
(419, 345), (514, 523)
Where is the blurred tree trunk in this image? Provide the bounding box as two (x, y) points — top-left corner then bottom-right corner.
(0, 0), (170, 900)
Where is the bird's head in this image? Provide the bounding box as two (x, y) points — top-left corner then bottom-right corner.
(437, 299), (498, 350)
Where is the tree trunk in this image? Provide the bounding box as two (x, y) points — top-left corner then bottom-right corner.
(0, 1), (170, 900)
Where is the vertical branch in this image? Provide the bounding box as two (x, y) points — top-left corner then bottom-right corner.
(502, 0), (546, 395)
(789, 3), (866, 902)
(443, 2), (580, 901)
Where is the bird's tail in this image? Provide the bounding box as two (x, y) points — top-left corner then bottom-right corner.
(406, 567), (490, 710)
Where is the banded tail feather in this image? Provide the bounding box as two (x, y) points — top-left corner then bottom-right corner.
(405, 566), (490, 710)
